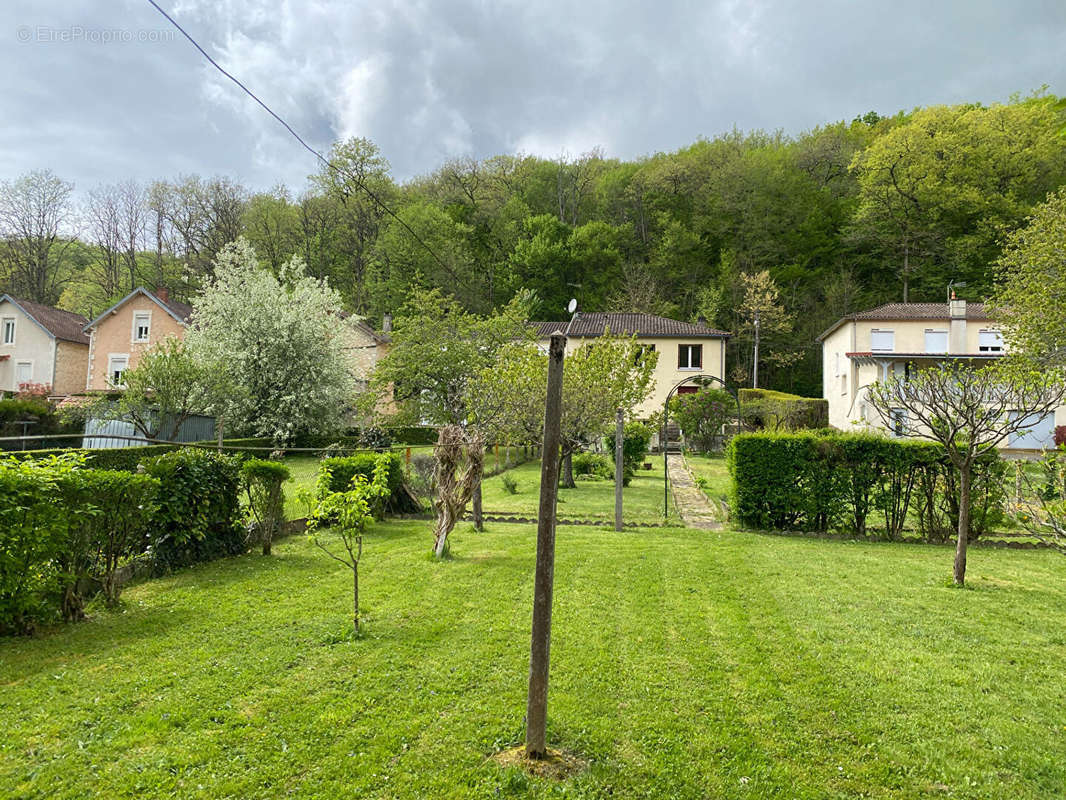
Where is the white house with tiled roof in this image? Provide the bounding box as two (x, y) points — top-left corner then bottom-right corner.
(818, 299), (1064, 449)
(0, 295), (90, 396)
(534, 312), (731, 418)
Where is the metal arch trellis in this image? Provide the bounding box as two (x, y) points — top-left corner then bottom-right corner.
(661, 374), (740, 519)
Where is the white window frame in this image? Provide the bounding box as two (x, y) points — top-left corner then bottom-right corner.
(978, 329), (1004, 353)
(678, 343), (703, 370)
(1, 317), (15, 346)
(14, 360), (32, 385)
(870, 329), (894, 353)
(924, 328), (948, 354)
(107, 354), (129, 388)
(132, 311), (152, 343)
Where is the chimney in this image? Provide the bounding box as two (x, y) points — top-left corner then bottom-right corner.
(949, 298), (967, 353)
(697, 315), (708, 327)
(155, 286), (169, 304)
(382, 312), (392, 333)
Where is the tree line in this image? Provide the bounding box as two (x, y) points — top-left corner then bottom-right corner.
(2, 93), (1064, 395)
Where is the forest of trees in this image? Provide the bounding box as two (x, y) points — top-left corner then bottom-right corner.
(1, 94), (1064, 396)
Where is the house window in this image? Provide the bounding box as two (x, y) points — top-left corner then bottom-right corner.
(2, 317), (14, 345)
(132, 312), (151, 343)
(678, 344), (702, 370)
(634, 343), (656, 365)
(108, 355), (129, 388)
(840, 374), (847, 395)
(924, 329), (948, 353)
(870, 329), (894, 353)
(15, 361), (32, 385)
(979, 329), (1004, 353)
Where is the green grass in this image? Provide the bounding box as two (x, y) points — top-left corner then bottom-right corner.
(480, 457), (679, 524)
(3, 522), (1066, 798)
(685, 452), (731, 508)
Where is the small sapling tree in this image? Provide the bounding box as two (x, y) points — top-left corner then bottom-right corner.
(303, 455), (390, 634)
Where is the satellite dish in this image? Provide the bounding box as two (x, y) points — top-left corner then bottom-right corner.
(567, 298), (578, 314)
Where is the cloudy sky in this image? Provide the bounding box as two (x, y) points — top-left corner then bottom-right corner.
(2, 0), (1064, 194)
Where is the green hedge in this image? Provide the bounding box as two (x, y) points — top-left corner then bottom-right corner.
(727, 431), (1004, 540)
(141, 449), (245, 575)
(317, 452), (419, 514)
(737, 389), (829, 431)
(0, 455), (159, 634)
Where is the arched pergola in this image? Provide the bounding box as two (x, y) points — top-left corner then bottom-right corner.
(661, 374), (739, 518)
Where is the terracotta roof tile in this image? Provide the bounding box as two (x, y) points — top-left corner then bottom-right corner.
(817, 302), (993, 341)
(533, 312), (730, 339)
(1, 296), (90, 344)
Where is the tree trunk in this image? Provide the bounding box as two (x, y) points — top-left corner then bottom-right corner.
(472, 479), (483, 531)
(560, 450), (575, 489)
(954, 462), (971, 586)
(353, 561), (359, 634)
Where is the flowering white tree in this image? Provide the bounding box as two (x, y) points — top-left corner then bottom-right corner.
(187, 238), (355, 443)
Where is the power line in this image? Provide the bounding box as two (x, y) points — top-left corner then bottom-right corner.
(143, 0), (450, 273)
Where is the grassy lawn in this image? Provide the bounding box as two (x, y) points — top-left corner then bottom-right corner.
(480, 457), (680, 524)
(3, 522), (1066, 798)
(685, 452), (731, 509)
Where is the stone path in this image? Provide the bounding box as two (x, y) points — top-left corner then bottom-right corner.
(667, 453), (723, 530)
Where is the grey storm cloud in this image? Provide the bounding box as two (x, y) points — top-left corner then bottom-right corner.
(1, 0), (1064, 195)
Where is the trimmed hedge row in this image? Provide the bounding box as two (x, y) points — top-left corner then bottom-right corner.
(727, 431), (1006, 540)
(0, 449), (246, 635)
(317, 452), (418, 513)
(737, 389), (829, 431)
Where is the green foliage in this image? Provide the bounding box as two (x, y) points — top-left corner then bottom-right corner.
(500, 473), (519, 495)
(241, 459), (291, 555)
(604, 421), (653, 486)
(669, 388), (735, 452)
(141, 449), (244, 574)
(317, 452), (407, 515)
(726, 431), (983, 539)
(0, 454), (159, 633)
(572, 452), (614, 480)
(737, 389), (829, 431)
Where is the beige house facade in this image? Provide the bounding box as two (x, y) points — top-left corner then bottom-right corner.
(83, 288), (192, 391)
(535, 312), (730, 419)
(339, 316), (395, 418)
(0, 295), (90, 396)
(819, 300), (1066, 449)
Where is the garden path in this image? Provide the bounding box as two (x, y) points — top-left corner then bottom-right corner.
(667, 453), (723, 530)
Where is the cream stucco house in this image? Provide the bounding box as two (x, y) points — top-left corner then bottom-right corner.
(534, 312), (730, 418)
(818, 299), (1066, 449)
(0, 295), (90, 396)
(82, 287), (192, 391)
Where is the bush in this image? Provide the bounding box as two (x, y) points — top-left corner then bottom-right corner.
(604, 422), (653, 486)
(1055, 426), (1066, 448)
(318, 452), (413, 514)
(572, 452), (614, 480)
(56, 469), (159, 613)
(726, 431), (980, 540)
(501, 474), (519, 494)
(141, 449), (245, 574)
(669, 388), (735, 452)
(737, 389), (828, 431)
(241, 459), (291, 555)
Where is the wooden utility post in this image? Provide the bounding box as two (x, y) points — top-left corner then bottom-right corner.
(525, 331), (565, 759)
(614, 407), (624, 532)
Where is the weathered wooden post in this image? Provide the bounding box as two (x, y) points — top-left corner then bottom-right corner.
(472, 479), (484, 531)
(405, 446), (411, 465)
(614, 407), (624, 532)
(525, 331), (565, 759)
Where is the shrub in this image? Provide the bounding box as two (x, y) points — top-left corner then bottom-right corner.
(56, 469), (159, 613)
(1055, 426), (1066, 448)
(726, 431), (968, 540)
(572, 452), (614, 480)
(318, 452), (411, 515)
(501, 474), (519, 494)
(241, 459), (291, 555)
(669, 388), (735, 452)
(141, 449), (244, 574)
(737, 389), (828, 431)
(604, 421), (654, 486)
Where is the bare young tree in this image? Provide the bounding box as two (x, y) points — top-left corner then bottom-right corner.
(868, 361), (1066, 585)
(0, 170), (77, 303)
